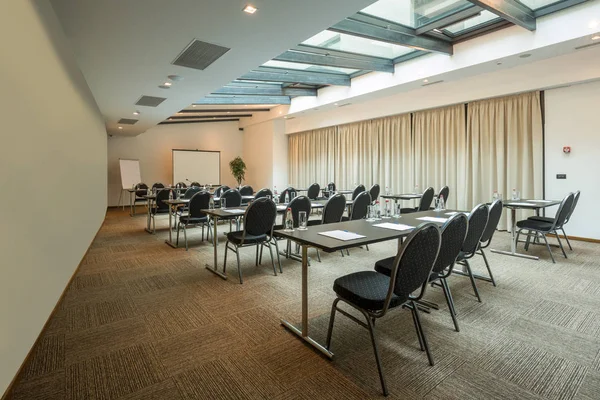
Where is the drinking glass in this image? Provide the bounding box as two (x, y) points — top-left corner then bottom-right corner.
(298, 211), (307, 230)
(393, 203), (401, 218)
(366, 205), (375, 221)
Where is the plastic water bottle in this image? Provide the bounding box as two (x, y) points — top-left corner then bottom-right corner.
(209, 196), (215, 210)
(385, 186), (390, 196)
(284, 192), (290, 204)
(274, 186), (278, 196)
(285, 208), (294, 231)
(439, 195), (445, 211)
(169, 190), (173, 200)
(375, 201), (382, 220)
(492, 190), (498, 201)
(383, 200), (391, 219)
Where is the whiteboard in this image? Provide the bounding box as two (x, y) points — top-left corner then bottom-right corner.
(119, 159), (142, 189)
(172, 150), (220, 185)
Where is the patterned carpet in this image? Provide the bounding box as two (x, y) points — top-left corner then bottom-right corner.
(6, 207), (600, 399)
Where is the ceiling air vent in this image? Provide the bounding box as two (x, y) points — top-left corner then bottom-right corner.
(135, 95), (166, 107)
(172, 39), (230, 70)
(118, 118), (138, 125)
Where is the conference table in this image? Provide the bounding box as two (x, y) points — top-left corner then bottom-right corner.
(273, 209), (462, 358)
(491, 198), (561, 260)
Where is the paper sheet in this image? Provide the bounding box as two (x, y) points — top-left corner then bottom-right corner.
(507, 202), (537, 206)
(445, 212), (470, 216)
(373, 223), (414, 231)
(276, 205), (287, 211)
(221, 209), (244, 214)
(416, 216), (449, 223)
(318, 230), (366, 241)
(527, 199), (553, 203)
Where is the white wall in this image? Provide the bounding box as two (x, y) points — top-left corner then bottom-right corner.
(107, 121), (243, 206)
(544, 81), (600, 240)
(0, 1), (107, 395)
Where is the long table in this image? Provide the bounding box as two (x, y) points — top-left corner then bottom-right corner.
(273, 209), (462, 358)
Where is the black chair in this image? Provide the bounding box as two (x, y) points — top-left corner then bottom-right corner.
(307, 183), (320, 200)
(369, 184), (380, 204)
(254, 188), (273, 199)
(274, 196), (311, 261)
(527, 190), (580, 251)
(401, 186), (435, 214)
(133, 183), (149, 215)
(224, 198), (280, 284)
(214, 185), (230, 198)
(323, 182), (336, 198)
(279, 187), (297, 203)
(176, 191), (211, 250)
(374, 213), (469, 332)
(308, 194), (347, 262)
(220, 189), (243, 231)
(341, 191), (371, 255)
(430, 186), (450, 210)
(516, 192), (575, 263)
(453, 204), (489, 302)
(351, 184), (366, 200)
(150, 189), (172, 233)
(474, 199), (503, 286)
(190, 181), (201, 187)
(176, 186), (202, 216)
(175, 182), (187, 189)
(326, 223), (442, 396)
(152, 182), (165, 191)
(239, 185), (254, 196)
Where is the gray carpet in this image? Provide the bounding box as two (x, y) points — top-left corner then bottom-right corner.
(6, 207), (600, 399)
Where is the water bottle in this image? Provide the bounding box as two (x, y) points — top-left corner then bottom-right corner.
(385, 186), (390, 196)
(274, 186), (278, 196)
(512, 188), (517, 200)
(383, 200), (391, 218)
(209, 196), (215, 210)
(375, 201), (382, 220)
(169, 190), (173, 200)
(493, 190), (498, 201)
(146, 188), (151, 196)
(284, 192), (290, 204)
(439, 195), (445, 211)
(285, 208), (294, 231)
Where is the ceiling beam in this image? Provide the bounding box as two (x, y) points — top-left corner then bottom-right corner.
(196, 95), (291, 105)
(274, 49), (394, 73)
(415, 6), (483, 35)
(330, 15), (453, 55)
(179, 108), (271, 113)
(293, 44), (392, 65)
(467, 0), (536, 31)
(240, 66), (351, 86)
(213, 85), (317, 96)
(168, 114), (253, 120)
(160, 119), (240, 125)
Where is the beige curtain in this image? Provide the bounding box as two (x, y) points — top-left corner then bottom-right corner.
(334, 121), (373, 191)
(413, 105), (467, 210)
(288, 126), (336, 189)
(466, 91), (543, 229)
(371, 114), (412, 196)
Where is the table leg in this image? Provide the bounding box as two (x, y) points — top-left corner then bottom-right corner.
(165, 204), (178, 248)
(205, 215), (227, 280)
(491, 207), (539, 260)
(281, 245), (334, 359)
(129, 192), (134, 217)
(145, 199), (153, 233)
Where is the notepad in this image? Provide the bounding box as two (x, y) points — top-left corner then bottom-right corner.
(507, 202), (536, 206)
(373, 223), (414, 231)
(445, 212), (470, 216)
(276, 205), (287, 211)
(527, 199), (553, 203)
(416, 216), (449, 223)
(318, 230), (366, 241)
(222, 209), (244, 214)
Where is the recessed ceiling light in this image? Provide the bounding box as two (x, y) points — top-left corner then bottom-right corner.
(192, 105), (196, 108)
(243, 4), (257, 14)
(118, 126), (123, 129)
(593, 35), (600, 40)
(423, 79), (428, 83)
(227, 111), (231, 114)
(159, 84), (171, 89)
(133, 111), (140, 115)
(283, 116), (288, 119)
(163, 82), (172, 86)
(334, 103), (339, 106)
(278, 111), (282, 114)
(519, 53), (531, 58)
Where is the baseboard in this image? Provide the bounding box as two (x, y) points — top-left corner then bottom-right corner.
(547, 233), (600, 244)
(1, 212), (107, 400)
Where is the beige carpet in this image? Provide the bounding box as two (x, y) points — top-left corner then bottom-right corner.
(6, 207), (600, 399)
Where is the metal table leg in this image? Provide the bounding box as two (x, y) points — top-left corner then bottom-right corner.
(165, 204), (178, 248)
(281, 245), (334, 359)
(145, 198), (154, 234)
(491, 207), (539, 260)
(206, 214), (227, 280)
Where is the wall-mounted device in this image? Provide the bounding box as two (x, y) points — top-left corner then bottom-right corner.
(563, 146), (571, 154)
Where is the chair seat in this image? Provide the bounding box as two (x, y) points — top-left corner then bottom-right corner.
(400, 207), (417, 214)
(307, 219), (322, 226)
(226, 231), (267, 245)
(528, 216), (555, 223)
(516, 219), (553, 232)
(341, 216), (350, 222)
(134, 197), (147, 203)
(179, 215), (208, 224)
(333, 271), (406, 311)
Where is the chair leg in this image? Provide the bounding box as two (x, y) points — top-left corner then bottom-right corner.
(340, 250), (345, 257)
(365, 314), (388, 396)
(316, 249), (321, 263)
(183, 224), (188, 251)
(463, 260), (482, 302)
(409, 303), (425, 351)
(273, 239), (282, 273)
(255, 243), (259, 266)
(223, 241), (229, 274)
(524, 230), (532, 251)
(441, 278), (459, 332)
(259, 244), (264, 265)
(515, 229), (522, 250)
(176, 222), (180, 246)
(201, 224), (204, 241)
(326, 298), (340, 349)
(541, 233), (556, 263)
(479, 249), (497, 287)
(267, 243), (277, 276)
(554, 231), (568, 259)
(366, 244), (369, 251)
(411, 301), (434, 366)
(561, 228), (573, 251)
(235, 245), (243, 284)
(346, 249), (350, 256)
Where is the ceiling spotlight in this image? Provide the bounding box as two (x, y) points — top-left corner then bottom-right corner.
(334, 103), (339, 106)
(243, 4), (257, 14)
(433, 28), (442, 33)
(423, 79), (429, 83)
(168, 74), (183, 81)
(118, 126), (123, 129)
(192, 105), (196, 107)
(227, 111), (231, 114)
(593, 35), (600, 40)
(519, 53), (531, 58)
(279, 111), (282, 114)
(133, 111), (140, 115)
(163, 82), (172, 86)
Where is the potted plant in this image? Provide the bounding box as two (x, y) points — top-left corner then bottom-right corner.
(229, 156), (246, 188)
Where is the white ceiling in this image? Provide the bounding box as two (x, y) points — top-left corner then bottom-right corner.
(50, 0), (376, 136)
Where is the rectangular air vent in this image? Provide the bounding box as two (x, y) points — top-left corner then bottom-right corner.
(118, 118), (138, 125)
(172, 39), (230, 70)
(135, 95), (166, 107)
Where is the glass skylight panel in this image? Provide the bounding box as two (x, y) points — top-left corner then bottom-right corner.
(361, 0), (416, 27)
(263, 60), (358, 74)
(443, 10), (500, 34)
(518, 0), (564, 10)
(413, 0), (474, 27)
(302, 30), (414, 59)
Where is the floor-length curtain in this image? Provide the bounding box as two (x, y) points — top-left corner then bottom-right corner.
(334, 121), (373, 191)
(413, 105), (467, 210)
(288, 127), (336, 189)
(371, 114), (412, 196)
(466, 91), (543, 229)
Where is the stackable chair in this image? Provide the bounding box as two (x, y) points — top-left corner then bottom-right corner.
(307, 183), (321, 200)
(307, 193), (347, 262)
(341, 191), (371, 255)
(176, 191), (211, 250)
(220, 189), (243, 231)
(369, 184), (380, 204)
(150, 188), (172, 233)
(254, 188), (273, 199)
(527, 190), (580, 251)
(401, 186), (435, 214)
(351, 184), (366, 200)
(132, 183), (149, 215)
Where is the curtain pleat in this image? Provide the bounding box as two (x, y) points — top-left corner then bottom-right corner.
(288, 126), (336, 189)
(335, 121), (373, 190)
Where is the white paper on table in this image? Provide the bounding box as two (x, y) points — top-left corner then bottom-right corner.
(276, 205), (287, 211)
(507, 202), (538, 206)
(222, 209), (244, 214)
(527, 200), (553, 203)
(416, 216), (449, 223)
(318, 230), (366, 241)
(373, 223), (414, 231)
(445, 212), (470, 216)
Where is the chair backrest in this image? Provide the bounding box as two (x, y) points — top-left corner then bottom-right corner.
(438, 186), (449, 204)
(433, 213), (469, 276)
(254, 188), (273, 199)
(243, 198), (277, 237)
(461, 203), (489, 257)
(239, 185), (254, 196)
(384, 223), (441, 310)
(564, 190), (580, 224)
(155, 188), (171, 210)
(369, 184), (380, 203)
(418, 187), (435, 211)
(221, 189), (242, 207)
(135, 183), (148, 197)
(322, 194), (347, 224)
(279, 187), (297, 203)
(307, 183), (320, 200)
(327, 182), (336, 192)
(285, 195), (311, 227)
(215, 185), (230, 197)
(552, 192), (575, 229)
(175, 182), (187, 189)
(190, 181), (201, 187)
(184, 186), (202, 199)
(350, 191), (371, 220)
(152, 182), (165, 190)
(188, 191), (211, 218)
(480, 199), (503, 247)
(352, 184), (366, 200)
